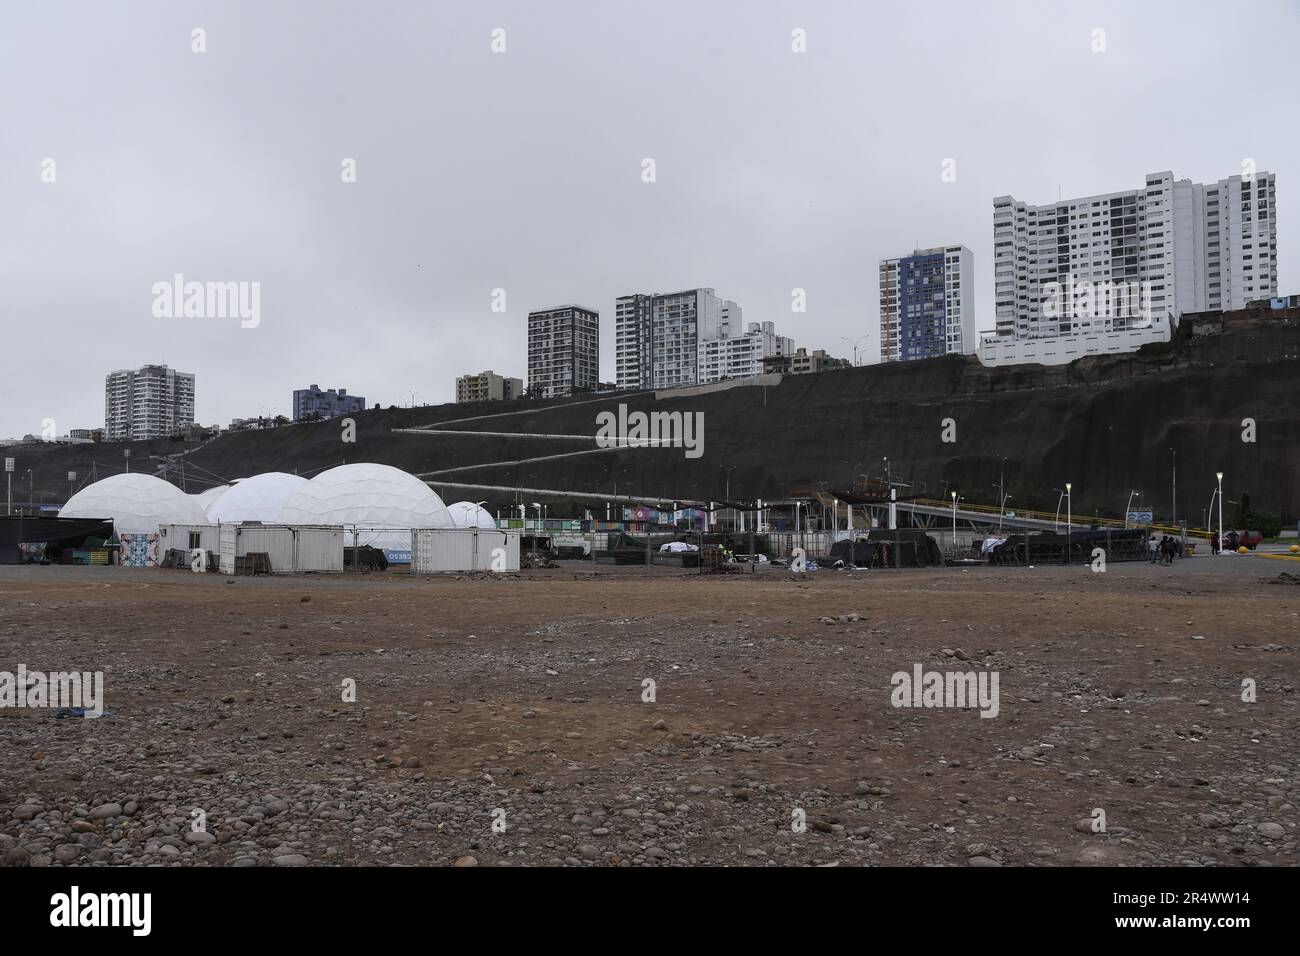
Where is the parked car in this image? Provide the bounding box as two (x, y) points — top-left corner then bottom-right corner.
(1213, 530), (1263, 551)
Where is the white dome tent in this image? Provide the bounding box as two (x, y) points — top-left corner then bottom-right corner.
(447, 500), (497, 529)
(277, 463), (454, 553)
(60, 473), (210, 535)
(191, 484), (232, 517)
(61, 474), (210, 565)
(207, 472), (308, 524)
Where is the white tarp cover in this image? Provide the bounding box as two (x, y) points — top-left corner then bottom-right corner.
(659, 541), (698, 553)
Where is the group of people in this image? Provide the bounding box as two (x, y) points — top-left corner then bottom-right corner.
(1148, 534), (1182, 564)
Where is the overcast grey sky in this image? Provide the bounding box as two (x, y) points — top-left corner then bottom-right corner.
(2, 0), (1297, 438)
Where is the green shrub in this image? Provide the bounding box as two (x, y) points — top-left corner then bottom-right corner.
(1238, 511), (1282, 538)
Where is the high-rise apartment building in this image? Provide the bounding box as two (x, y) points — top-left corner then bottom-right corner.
(455, 370), (523, 403)
(527, 305), (599, 398)
(104, 365), (195, 441)
(879, 246), (975, 362)
(615, 288), (732, 389)
(987, 170), (1277, 364)
(698, 321), (794, 383)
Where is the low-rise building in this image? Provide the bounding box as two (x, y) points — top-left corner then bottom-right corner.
(456, 370), (524, 403)
(763, 348), (851, 375)
(292, 385), (365, 421)
(792, 348), (851, 374)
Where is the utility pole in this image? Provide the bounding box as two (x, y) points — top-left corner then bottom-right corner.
(999, 457), (1006, 522)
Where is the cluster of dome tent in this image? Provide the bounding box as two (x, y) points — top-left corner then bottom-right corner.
(60, 463), (498, 549)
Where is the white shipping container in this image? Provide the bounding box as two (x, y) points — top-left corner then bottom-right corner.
(291, 527), (346, 571)
(225, 524), (346, 573)
(158, 524), (218, 556)
(411, 528), (520, 572)
(234, 525), (295, 572)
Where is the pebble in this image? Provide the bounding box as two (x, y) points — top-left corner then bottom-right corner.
(53, 845), (81, 864)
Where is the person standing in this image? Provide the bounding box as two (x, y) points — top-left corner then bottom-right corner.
(1149, 533), (1160, 564)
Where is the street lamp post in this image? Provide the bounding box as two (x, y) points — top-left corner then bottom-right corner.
(951, 490), (957, 551)
(1125, 490), (1139, 527)
(1060, 481), (1071, 564)
(68, 471), (76, 503)
(840, 335), (869, 367)
(1216, 472), (1225, 556)
(124, 448), (131, 474)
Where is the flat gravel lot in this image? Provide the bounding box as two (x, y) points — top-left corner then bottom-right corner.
(1, 555), (1297, 867)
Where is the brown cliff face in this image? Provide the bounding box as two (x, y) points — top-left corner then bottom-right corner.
(16, 318), (1300, 526)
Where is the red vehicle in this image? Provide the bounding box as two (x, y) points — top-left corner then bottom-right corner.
(1213, 530), (1263, 551)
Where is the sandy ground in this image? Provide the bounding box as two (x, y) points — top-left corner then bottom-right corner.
(1, 555), (1297, 867)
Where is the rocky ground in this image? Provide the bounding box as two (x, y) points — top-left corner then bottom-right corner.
(1, 556), (1296, 867)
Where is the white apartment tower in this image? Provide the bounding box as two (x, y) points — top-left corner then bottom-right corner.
(615, 288), (732, 389)
(990, 170), (1278, 354)
(527, 305), (600, 398)
(104, 365), (196, 441)
(879, 245), (975, 362)
(698, 321), (794, 383)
